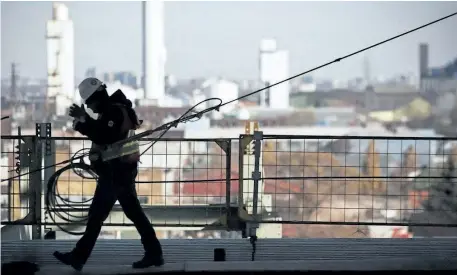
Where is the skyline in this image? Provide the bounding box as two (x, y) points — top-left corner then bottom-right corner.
(2, 1), (457, 81)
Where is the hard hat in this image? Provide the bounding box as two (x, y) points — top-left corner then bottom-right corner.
(78, 77), (103, 102)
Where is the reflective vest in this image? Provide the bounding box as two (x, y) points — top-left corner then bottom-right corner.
(90, 105), (141, 163)
(101, 129), (140, 162)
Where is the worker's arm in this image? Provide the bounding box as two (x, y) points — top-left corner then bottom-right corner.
(74, 106), (125, 144)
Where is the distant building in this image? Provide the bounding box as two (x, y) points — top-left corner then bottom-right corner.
(85, 67), (96, 78)
(419, 43), (457, 92)
(46, 3), (75, 117)
(103, 72), (138, 88)
(202, 78), (239, 114)
(419, 43), (429, 79)
(142, 0), (166, 106)
(315, 80), (333, 91)
(259, 39), (290, 109)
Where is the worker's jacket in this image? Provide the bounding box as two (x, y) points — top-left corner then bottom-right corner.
(73, 90), (141, 167)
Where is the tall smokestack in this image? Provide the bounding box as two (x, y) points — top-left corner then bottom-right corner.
(419, 43), (429, 79)
(142, 0), (166, 106)
(46, 2), (75, 116)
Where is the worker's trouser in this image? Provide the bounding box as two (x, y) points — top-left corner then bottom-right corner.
(72, 162), (162, 264)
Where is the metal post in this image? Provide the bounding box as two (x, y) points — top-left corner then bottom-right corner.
(15, 127), (22, 221)
(29, 123), (44, 239)
(42, 123), (54, 235)
(41, 123), (54, 191)
(28, 135), (42, 239)
(7, 178), (12, 221)
(238, 136), (244, 219)
(225, 140), (232, 215)
(250, 130), (263, 236)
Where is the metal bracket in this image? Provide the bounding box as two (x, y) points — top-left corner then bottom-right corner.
(253, 130), (263, 141)
(215, 139), (229, 154)
(205, 205), (251, 232)
(35, 123), (42, 137)
(240, 135), (254, 154)
(44, 123), (52, 156)
(19, 212), (35, 224)
(17, 138), (34, 167)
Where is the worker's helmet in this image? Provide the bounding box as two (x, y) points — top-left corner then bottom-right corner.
(78, 78), (104, 102)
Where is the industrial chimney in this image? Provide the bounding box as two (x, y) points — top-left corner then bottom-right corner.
(142, 0), (166, 106)
(46, 2), (75, 116)
(419, 43), (429, 79)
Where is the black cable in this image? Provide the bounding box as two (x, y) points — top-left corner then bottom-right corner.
(45, 162), (94, 235)
(43, 98), (223, 235)
(1, 154), (89, 182)
(71, 148), (97, 179)
(139, 98), (222, 157)
(44, 149), (97, 235)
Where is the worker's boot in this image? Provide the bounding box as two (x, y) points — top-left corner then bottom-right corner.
(132, 253), (164, 269)
(53, 251), (84, 271)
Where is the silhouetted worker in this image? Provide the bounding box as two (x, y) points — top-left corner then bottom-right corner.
(53, 78), (164, 271)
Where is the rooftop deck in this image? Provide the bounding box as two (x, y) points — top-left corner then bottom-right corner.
(3, 129), (457, 274)
(2, 238), (457, 274)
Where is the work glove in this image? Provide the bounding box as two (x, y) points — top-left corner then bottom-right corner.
(69, 104), (86, 119)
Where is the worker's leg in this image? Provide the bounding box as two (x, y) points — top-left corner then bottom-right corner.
(115, 164), (163, 268)
(117, 184), (163, 255)
(54, 175), (116, 270)
(72, 178), (117, 263)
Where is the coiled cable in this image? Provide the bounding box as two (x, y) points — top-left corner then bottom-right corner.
(45, 98), (223, 235)
(45, 161), (95, 235)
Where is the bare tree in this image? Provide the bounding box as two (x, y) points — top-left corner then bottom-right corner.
(402, 145), (417, 176)
(363, 140), (384, 193)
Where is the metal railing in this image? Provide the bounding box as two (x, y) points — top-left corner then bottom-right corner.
(2, 123), (457, 239)
(259, 135), (457, 230)
(1, 131), (237, 232)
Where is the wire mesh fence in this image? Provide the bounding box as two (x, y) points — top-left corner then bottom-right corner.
(260, 135), (457, 230)
(1, 136), (237, 229)
(1, 137), (32, 222)
(2, 133), (457, 238)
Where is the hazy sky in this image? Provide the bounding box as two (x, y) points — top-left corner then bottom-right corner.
(2, 1), (457, 81)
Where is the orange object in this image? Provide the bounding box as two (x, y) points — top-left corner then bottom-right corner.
(408, 190), (428, 209)
(391, 227), (412, 238)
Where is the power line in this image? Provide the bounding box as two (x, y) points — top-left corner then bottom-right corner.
(222, 11), (457, 107)
(1, 11), (456, 183)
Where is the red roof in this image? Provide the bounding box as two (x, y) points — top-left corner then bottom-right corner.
(176, 169), (305, 197)
(263, 180), (302, 194)
(175, 171), (240, 196)
(282, 224), (299, 238)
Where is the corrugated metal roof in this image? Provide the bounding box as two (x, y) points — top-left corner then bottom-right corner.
(33, 258), (457, 274)
(2, 238), (457, 264)
(27, 258), (457, 274)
